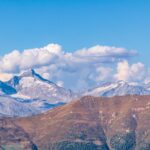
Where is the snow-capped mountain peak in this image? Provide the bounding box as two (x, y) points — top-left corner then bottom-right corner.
(7, 69), (76, 103)
(20, 69), (54, 84)
(6, 69), (53, 89)
(1, 69), (150, 117)
(0, 69), (77, 117)
(21, 69), (36, 77)
(84, 80), (150, 97)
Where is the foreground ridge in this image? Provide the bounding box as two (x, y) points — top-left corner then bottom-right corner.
(0, 95), (150, 149)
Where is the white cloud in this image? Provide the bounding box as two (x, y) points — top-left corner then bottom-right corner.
(114, 60), (130, 81)
(0, 44), (62, 73)
(114, 60), (146, 82)
(0, 73), (13, 82)
(0, 44), (136, 73)
(74, 45), (136, 58)
(0, 43), (140, 90)
(63, 45), (137, 66)
(89, 66), (113, 82)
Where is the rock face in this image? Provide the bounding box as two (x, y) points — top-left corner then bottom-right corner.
(0, 95), (150, 149)
(0, 81), (17, 95)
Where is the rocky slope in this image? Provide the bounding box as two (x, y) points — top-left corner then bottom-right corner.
(0, 95), (150, 149)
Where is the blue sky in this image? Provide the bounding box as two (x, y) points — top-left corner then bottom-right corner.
(0, 0), (150, 65)
(0, 0), (150, 89)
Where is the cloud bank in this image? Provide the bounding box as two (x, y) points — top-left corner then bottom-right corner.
(0, 43), (149, 90)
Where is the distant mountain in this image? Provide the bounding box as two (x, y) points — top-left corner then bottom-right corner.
(0, 69), (77, 117)
(84, 80), (150, 97)
(1, 69), (150, 117)
(1, 95), (150, 150)
(0, 95), (66, 117)
(7, 69), (76, 103)
(0, 95), (40, 117)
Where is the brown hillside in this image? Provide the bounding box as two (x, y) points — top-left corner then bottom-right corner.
(0, 95), (150, 150)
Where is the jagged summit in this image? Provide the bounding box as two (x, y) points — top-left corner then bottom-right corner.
(7, 69), (54, 88)
(6, 69), (37, 88)
(20, 69), (47, 81)
(22, 69), (56, 85)
(20, 68), (36, 77)
(7, 69), (75, 102)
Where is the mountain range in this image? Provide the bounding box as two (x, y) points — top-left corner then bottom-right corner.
(0, 95), (150, 150)
(0, 70), (150, 149)
(1, 69), (150, 117)
(85, 80), (150, 97)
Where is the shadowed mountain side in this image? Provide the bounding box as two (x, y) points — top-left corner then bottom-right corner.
(0, 95), (150, 149)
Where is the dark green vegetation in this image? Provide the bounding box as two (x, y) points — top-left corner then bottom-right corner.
(110, 132), (136, 150)
(47, 141), (109, 150)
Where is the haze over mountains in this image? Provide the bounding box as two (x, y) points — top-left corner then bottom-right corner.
(1, 69), (150, 117)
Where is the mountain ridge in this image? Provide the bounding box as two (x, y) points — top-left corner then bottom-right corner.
(0, 95), (150, 149)
(84, 80), (150, 97)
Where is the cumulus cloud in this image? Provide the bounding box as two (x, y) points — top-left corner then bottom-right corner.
(0, 44), (136, 74)
(0, 44), (62, 73)
(74, 45), (136, 59)
(114, 60), (146, 82)
(0, 43), (142, 90)
(0, 73), (13, 82)
(88, 66), (113, 82)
